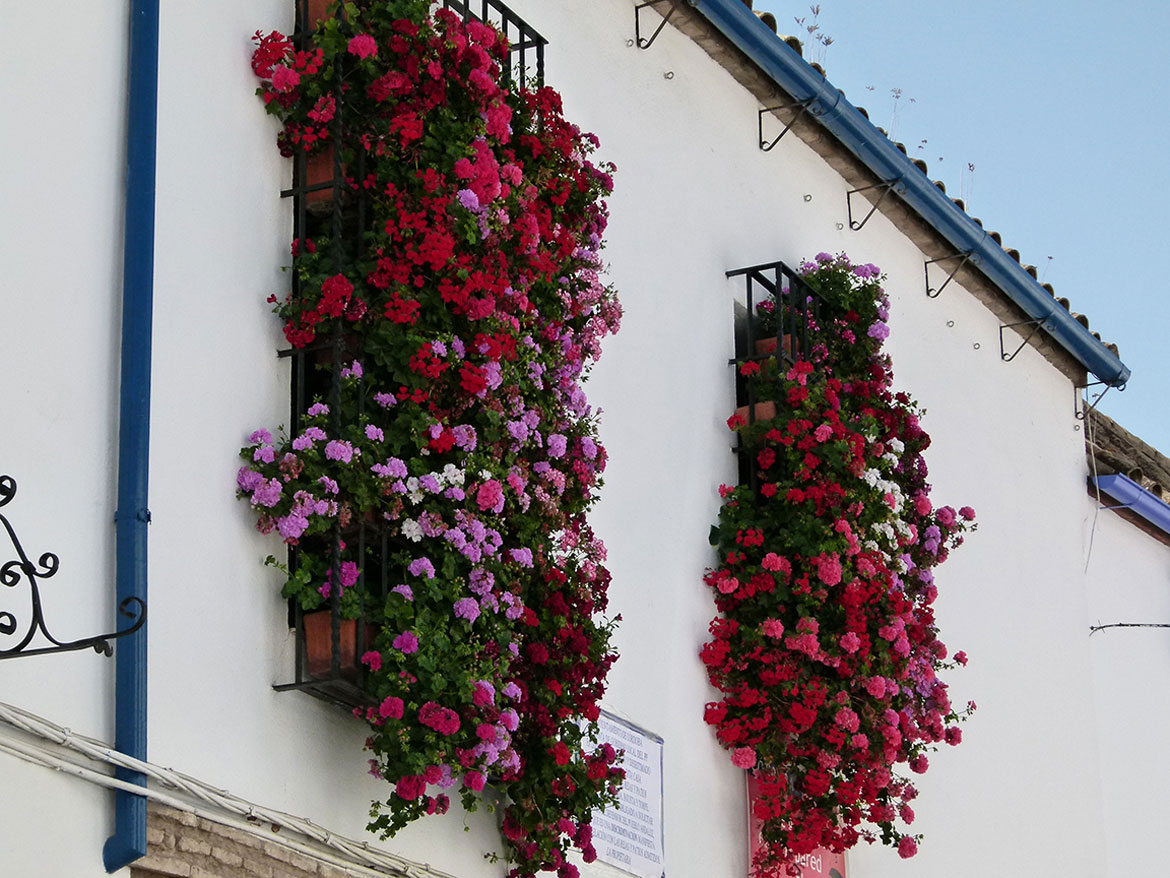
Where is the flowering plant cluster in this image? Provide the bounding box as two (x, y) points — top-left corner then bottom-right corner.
(705, 253), (975, 875)
(239, 4), (623, 876)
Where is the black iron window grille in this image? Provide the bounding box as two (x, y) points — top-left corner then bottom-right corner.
(439, 0), (547, 86)
(274, 0), (548, 709)
(726, 260), (827, 492)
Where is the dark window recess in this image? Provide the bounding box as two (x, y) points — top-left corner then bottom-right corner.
(726, 260), (826, 492)
(272, 1), (547, 710)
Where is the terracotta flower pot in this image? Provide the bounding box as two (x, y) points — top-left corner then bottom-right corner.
(734, 400), (777, 423)
(754, 333), (798, 357)
(307, 0), (331, 30)
(302, 609), (358, 677)
(305, 144), (335, 207)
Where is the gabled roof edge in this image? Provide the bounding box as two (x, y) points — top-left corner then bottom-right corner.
(690, 0), (1131, 388)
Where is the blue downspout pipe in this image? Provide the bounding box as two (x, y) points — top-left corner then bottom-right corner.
(690, 0), (1131, 388)
(103, 0), (158, 870)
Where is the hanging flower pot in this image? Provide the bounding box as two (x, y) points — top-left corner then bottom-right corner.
(734, 400), (778, 423)
(302, 609), (358, 678)
(754, 333), (799, 358)
(305, 144), (335, 207)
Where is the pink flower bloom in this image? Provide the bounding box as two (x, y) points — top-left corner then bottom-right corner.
(270, 66), (300, 93)
(814, 424), (833, 442)
(959, 506), (977, 521)
(913, 494), (931, 515)
(815, 554), (843, 586)
(473, 682), (495, 706)
(361, 650), (382, 671)
(834, 708), (860, 733)
(839, 632), (861, 654)
(954, 650), (968, 666)
(897, 836), (918, 858)
(865, 676), (887, 698)
(379, 696), (403, 719)
(347, 33), (378, 59)
(392, 631), (419, 654)
(761, 552), (783, 571)
(761, 618), (785, 639)
(909, 754), (929, 774)
(419, 702), (461, 736)
(715, 573), (739, 594)
(730, 747), (756, 769)
(476, 479), (504, 513)
(936, 506), (957, 527)
(945, 727), (963, 746)
(464, 770), (486, 791)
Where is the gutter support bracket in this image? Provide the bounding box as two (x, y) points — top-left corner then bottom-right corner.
(846, 179), (899, 231)
(634, 0), (685, 50)
(759, 97), (816, 151)
(1076, 380), (1120, 421)
(924, 250), (977, 298)
(998, 316), (1049, 363)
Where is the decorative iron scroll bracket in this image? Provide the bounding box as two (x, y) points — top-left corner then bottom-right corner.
(0, 475), (145, 660)
(924, 250), (977, 298)
(845, 179), (902, 231)
(634, 0), (690, 50)
(998, 316), (1050, 363)
(759, 97), (817, 151)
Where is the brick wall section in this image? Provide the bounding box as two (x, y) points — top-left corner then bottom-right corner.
(133, 803), (374, 878)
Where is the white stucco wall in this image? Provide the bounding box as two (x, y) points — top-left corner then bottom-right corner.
(1084, 497), (1170, 874)
(1, 1), (1155, 877)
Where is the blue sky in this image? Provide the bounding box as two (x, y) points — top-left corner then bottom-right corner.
(755, 0), (1170, 449)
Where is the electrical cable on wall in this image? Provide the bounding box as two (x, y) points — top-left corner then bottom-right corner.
(0, 701), (458, 878)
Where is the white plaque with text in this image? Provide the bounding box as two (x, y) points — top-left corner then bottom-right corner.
(591, 712), (665, 878)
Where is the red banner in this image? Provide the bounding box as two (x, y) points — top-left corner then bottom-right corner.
(747, 775), (847, 878)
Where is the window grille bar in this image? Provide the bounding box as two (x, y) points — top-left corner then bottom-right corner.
(274, 0), (547, 704)
(727, 260), (827, 490)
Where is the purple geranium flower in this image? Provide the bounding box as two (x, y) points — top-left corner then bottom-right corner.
(454, 597), (480, 623)
(408, 557), (436, 580)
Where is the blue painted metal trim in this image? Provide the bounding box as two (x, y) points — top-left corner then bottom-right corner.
(1093, 474), (1170, 535)
(690, 0), (1131, 388)
(103, 0), (158, 870)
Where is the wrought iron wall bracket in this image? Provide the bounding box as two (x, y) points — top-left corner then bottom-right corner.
(759, 97), (817, 151)
(1076, 380), (1120, 421)
(924, 250), (977, 298)
(998, 316), (1050, 363)
(0, 475), (146, 660)
(845, 179), (902, 231)
(634, 0), (690, 50)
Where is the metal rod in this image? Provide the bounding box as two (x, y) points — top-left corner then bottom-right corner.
(1089, 622), (1170, 635)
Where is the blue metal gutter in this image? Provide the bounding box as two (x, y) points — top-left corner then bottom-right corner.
(1093, 474), (1170, 535)
(690, 0), (1131, 388)
(103, 0), (158, 870)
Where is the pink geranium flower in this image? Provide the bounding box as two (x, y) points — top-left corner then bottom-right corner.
(347, 33), (378, 59)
